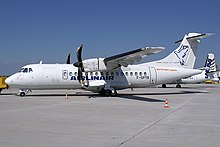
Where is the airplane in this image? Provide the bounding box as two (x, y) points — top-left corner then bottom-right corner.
(5, 32), (213, 97)
(161, 53), (218, 88)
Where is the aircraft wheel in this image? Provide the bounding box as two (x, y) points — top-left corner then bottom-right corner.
(20, 92), (26, 97)
(176, 84), (181, 88)
(105, 90), (112, 97)
(162, 84), (166, 88)
(99, 88), (117, 97)
(110, 89), (117, 97)
(99, 88), (106, 96)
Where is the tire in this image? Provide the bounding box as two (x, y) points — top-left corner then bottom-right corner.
(110, 89), (117, 97)
(20, 92), (26, 97)
(105, 90), (112, 97)
(176, 84), (181, 88)
(99, 88), (106, 96)
(162, 84), (166, 88)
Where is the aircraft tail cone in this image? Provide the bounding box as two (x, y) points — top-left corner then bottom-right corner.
(164, 99), (169, 108)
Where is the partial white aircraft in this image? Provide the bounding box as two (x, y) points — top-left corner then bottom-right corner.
(205, 53), (219, 82)
(5, 32), (212, 96)
(161, 53), (218, 88)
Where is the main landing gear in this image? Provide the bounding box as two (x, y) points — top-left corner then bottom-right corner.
(99, 88), (117, 97)
(162, 84), (182, 88)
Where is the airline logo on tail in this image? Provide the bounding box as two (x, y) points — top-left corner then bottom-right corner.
(206, 58), (213, 72)
(205, 54), (216, 78)
(174, 44), (189, 66)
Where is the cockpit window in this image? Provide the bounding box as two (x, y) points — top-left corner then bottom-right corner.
(23, 68), (28, 73)
(19, 68), (25, 72)
(19, 68), (33, 73)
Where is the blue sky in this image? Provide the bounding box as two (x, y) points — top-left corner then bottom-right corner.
(0, 0), (219, 75)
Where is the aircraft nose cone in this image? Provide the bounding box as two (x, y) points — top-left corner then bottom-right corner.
(5, 77), (12, 85)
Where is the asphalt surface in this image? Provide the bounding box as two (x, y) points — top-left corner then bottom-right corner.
(0, 84), (220, 147)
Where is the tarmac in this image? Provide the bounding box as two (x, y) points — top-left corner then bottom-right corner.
(0, 84), (220, 147)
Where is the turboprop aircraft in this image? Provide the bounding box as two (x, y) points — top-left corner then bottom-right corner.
(161, 53), (218, 88)
(5, 32), (212, 97)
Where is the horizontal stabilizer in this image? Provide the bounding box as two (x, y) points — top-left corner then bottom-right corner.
(175, 33), (215, 44)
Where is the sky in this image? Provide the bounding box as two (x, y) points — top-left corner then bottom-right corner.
(0, 0), (220, 75)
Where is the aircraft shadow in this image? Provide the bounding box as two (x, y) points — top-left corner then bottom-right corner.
(129, 90), (208, 96)
(113, 90), (208, 102)
(116, 94), (165, 102)
(0, 93), (11, 95)
(1, 90), (208, 103)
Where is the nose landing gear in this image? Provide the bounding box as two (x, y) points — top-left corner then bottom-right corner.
(19, 89), (30, 97)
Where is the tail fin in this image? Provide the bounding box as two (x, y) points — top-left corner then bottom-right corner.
(156, 33), (214, 68)
(205, 53), (218, 79)
(205, 53), (216, 72)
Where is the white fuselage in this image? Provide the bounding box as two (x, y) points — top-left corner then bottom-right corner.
(6, 63), (202, 92)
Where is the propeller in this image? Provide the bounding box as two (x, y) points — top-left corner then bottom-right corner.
(73, 44), (84, 84)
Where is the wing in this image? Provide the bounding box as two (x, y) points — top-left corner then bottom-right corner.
(103, 47), (164, 69)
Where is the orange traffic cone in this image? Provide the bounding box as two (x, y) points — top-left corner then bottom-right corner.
(164, 99), (169, 108)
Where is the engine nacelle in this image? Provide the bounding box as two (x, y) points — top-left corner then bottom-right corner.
(82, 58), (108, 71)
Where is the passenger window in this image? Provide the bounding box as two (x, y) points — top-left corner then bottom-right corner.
(106, 72), (109, 76)
(130, 72), (133, 76)
(135, 72), (138, 76)
(100, 72), (104, 76)
(90, 72), (93, 76)
(139, 72), (142, 76)
(111, 72), (114, 76)
(95, 72), (98, 76)
(120, 72), (124, 76)
(74, 72), (77, 76)
(144, 72), (147, 76)
(116, 72), (119, 76)
(125, 72), (128, 76)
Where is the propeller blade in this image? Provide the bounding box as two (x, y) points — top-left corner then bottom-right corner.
(73, 44), (83, 67)
(74, 44), (85, 85)
(76, 44), (83, 63)
(66, 53), (71, 64)
(78, 67), (84, 84)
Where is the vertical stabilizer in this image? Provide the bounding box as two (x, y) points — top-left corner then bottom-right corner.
(205, 53), (216, 72)
(205, 53), (218, 80)
(154, 33), (214, 68)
